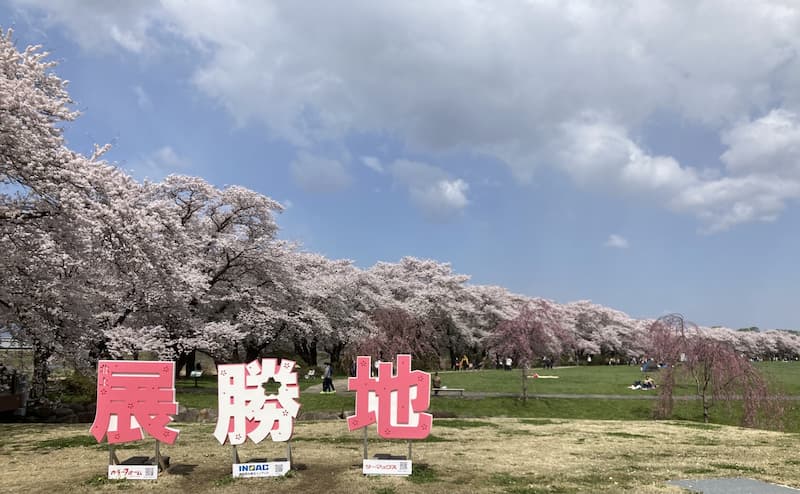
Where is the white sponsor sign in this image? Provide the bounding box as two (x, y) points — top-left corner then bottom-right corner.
(232, 461), (290, 478)
(108, 464), (158, 480)
(362, 459), (412, 476)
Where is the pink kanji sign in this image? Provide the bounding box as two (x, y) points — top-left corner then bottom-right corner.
(90, 360), (179, 445)
(214, 358), (300, 445)
(347, 354), (432, 440)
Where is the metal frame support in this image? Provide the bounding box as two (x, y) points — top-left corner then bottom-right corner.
(362, 427), (369, 459)
(107, 440), (167, 475)
(360, 427), (413, 461)
(231, 440), (293, 466)
(154, 440), (168, 472)
(108, 444), (119, 465)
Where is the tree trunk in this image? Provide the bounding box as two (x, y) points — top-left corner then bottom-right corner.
(326, 341), (345, 366)
(654, 366), (675, 419)
(521, 364), (528, 402)
(87, 338), (109, 369)
(30, 339), (52, 402)
(186, 350), (197, 375)
(175, 352), (189, 379)
(245, 343), (261, 363)
(293, 338), (318, 366)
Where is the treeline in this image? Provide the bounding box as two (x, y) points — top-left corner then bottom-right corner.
(2, 30), (799, 402)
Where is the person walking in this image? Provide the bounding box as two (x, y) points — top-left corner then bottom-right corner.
(321, 362), (336, 394)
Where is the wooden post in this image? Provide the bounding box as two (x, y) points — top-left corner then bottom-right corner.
(287, 440), (293, 465)
(407, 440), (412, 461)
(232, 444), (240, 464)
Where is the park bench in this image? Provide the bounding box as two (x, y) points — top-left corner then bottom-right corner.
(433, 387), (465, 397)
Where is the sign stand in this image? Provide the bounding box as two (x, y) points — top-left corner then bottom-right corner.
(107, 439), (169, 480)
(348, 355), (433, 477)
(231, 440), (292, 478)
(360, 429), (413, 476)
(189, 369), (203, 387)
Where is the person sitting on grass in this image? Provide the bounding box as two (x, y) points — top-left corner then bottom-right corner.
(432, 372), (442, 396)
(629, 376), (656, 390)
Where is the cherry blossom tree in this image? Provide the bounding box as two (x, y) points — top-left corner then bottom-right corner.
(349, 307), (440, 368)
(486, 300), (572, 401)
(683, 336), (780, 426)
(100, 175), (284, 374)
(0, 29), (147, 397)
(647, 314), (691, 418)
(369, 257), (479, 368)
(274, 252), (359, 366)
(559, 300), (649, 364)
(649, 314), (784, 428)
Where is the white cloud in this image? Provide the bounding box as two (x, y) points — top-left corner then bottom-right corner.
(721, 109), (800, 178)
(671, 175), (800, 233)
(133, 85), (152, 110)
(290, 152), (351, 192)
(390, 160), (469, 220)
(16, 0), (800, 231)
(153, 146), (189, 169)
(558, 116), (698, 193)
(131, 146), (190, 180)
(361, 156), (384, 173)
(558, 114), (800, 232)
(605, 234), (629, 249)
(11, 0), (162, 54)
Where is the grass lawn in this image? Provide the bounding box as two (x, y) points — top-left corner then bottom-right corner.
(436, 366), (660, 394)
(172, 361), (800, 433)
(2, 418), (800, 493)
(438, 361), (800, 395)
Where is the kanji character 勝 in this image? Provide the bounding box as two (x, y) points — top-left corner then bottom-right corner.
(347, 354), (432, 439)
(90, 360), (179, 445)
(214, 358), (300, 445)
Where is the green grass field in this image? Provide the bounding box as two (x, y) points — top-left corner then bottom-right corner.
(173, 361), (800, 432)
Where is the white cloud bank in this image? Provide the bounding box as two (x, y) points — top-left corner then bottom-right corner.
(290, 152), (351, 193)
(13, 0), (800, 230)
(390, 160), (469, 220)
(361, 156), (384, 174)
(131, 146), (190, 180)
(605, 234), (629, 249)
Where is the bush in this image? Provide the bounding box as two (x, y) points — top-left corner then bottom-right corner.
(51, 372), (96, 404)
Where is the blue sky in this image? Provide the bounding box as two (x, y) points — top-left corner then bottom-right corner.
(4, 1), (800, 329)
